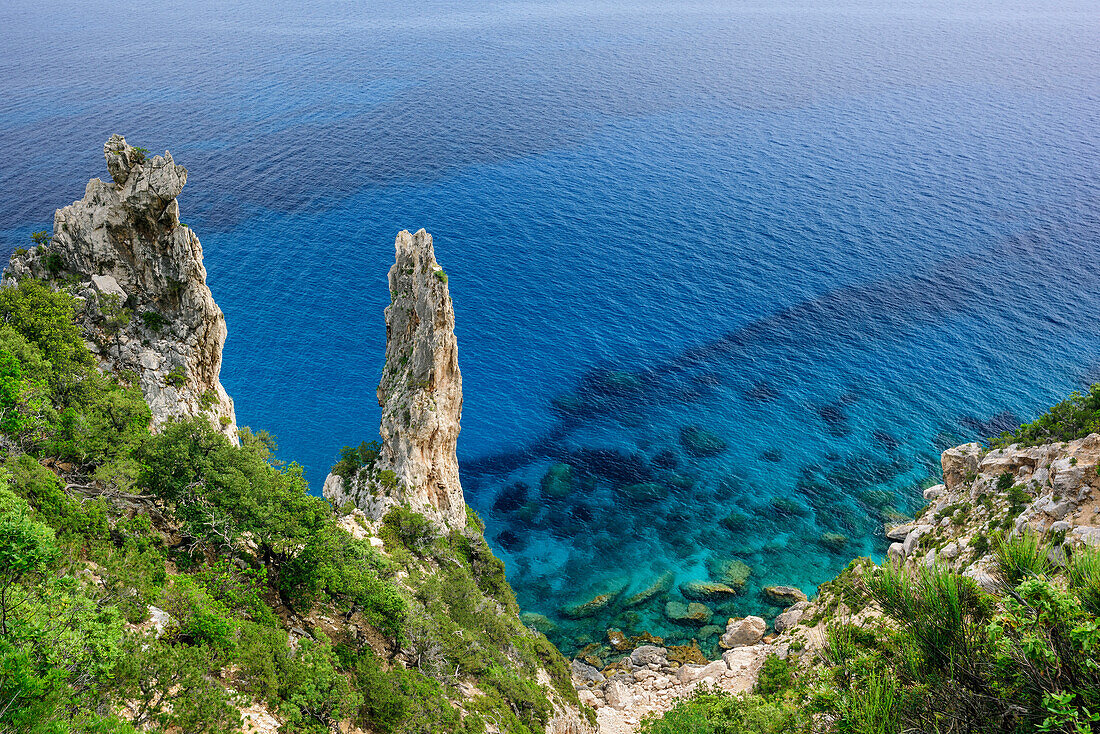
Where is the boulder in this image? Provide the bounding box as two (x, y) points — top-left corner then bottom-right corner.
(629, 645), (669, 668)
(571, 659), (604, 686)
(763, 585), (808, 605)
(665, 601), (712, 626)
(942, 443), (982, 490)
(680, 580), (740, 601)
(922, 484), (945, 501)
(90, 273), (126, 299)
(885, 523), (914, 541)
(719, 615), (766, 649)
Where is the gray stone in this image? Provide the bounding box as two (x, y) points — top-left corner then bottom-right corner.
(885, 523), (914, 541)
(888, 542), (906, 562)
(763, 585), (808, 605)
(4, 135), (237, 442)
(922, 484), (945, 501)
(90, 274), (126, 299)
(1051, 521), (1072, 534)
(629, 645), (669, 668)
(719, 615), (766, 649)
(571, 659), (605, 686)
(773, 607), (804, 633)
(939, 541), (959, 560)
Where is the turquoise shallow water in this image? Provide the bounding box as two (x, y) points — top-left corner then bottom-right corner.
(1, 0), (1099, 653)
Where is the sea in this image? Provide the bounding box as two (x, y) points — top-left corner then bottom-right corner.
(2, 0), (1098, 654)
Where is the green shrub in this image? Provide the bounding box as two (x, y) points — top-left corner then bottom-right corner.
(140, 310), (170, 332)
(639, 685), (802, 734)
(754, 654), (795, 700)
(1067, 546), (1100, 616)
(433, 270), (448, 284)
(277, 636), (361, 734)
(381, 507), (435, 552)
(995, 530), (1053, 586)
(165, 365), (186, 387)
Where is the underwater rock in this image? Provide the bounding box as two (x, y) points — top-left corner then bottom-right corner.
(664, 601), (712, 626)
(719, 616), (766, 649)
(959, 410), (1020, 438)
(761, 447), (783, 463)
(652, 449), (679, 470)
(495, 529), (526, 552)
(872, 429), (901, 452)
(706, 557), (752, 590)
(680, 580), (740, 602)
(763, 586), (809, 605)
(719, 512), (750, 532)
(818, 532), (849, 552)
(560, 581), (628, 619)
(698, 624), (724, 640)
(581, 368), (647, 397)
(769, 497), (810, 518)
(540, 463), (575, 499)
(549, 392), (586, 415)
(606, 628), (630, 652)
(623, 572), (674, 608)
(679, 426), (729, 458)
(520, 612), (558, 634)
(615, 481), (669, 503)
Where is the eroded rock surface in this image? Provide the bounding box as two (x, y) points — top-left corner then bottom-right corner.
(324, 229), (465, 528)
(3, 135), (236, 439)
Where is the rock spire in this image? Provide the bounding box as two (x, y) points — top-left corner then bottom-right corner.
(324, 229), (466, 528)
(4, 134), (237, 439)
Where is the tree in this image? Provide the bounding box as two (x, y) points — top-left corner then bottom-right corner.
(0, 489), (60, 637)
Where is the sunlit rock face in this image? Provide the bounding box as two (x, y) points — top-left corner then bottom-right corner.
(4, 134), (237, 440)
(324, 229), (465, 529)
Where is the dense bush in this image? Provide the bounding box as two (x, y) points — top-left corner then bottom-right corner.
(0, 278), (416, 732)
(990, 384), (1100, 447)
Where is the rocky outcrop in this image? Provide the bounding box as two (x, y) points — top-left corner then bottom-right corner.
(768, 433), (1100, 663)
(571, 639), (774, 734)
(323, 229), (465, 528)
(3, 135), (236, 440)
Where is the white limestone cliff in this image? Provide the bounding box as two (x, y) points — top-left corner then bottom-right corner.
(3, 135), (236, 440)
(324, 229), (466, 528)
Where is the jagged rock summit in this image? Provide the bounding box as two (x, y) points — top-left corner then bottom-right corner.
(3, 134), (236, 440)
(324, 229), (466, 528)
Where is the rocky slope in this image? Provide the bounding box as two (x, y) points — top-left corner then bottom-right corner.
(3, 134), (236, 440)
(323, 229), (466, 528)
(570, 433), (1100, 731)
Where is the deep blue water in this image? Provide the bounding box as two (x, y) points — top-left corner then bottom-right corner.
(2, 0), (1099, 653)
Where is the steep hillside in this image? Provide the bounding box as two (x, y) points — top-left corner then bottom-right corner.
(0, 138), (591, 734)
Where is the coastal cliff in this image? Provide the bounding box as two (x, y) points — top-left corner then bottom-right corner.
(323, 229), (466, 528)
(3, 134), (236, 440)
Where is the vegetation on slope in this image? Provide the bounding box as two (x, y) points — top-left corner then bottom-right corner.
(641, 532), (1100, 734)
(0, 276), (580, 734)
(990, 385), (1100, 448)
